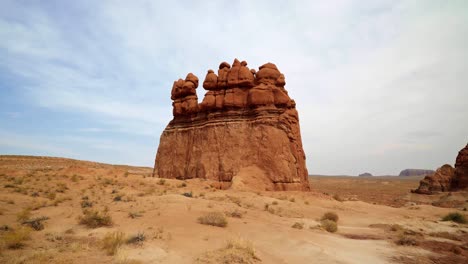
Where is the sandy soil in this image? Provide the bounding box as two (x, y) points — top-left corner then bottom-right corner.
(0, 155), (467, 263)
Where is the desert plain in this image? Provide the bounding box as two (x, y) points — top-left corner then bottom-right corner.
(0, 155), (467, 264)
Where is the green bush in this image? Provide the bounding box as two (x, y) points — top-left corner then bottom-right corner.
(442, 212), (467, 224)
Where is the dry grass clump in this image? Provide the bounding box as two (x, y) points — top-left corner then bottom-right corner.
(321, 212), (339, 222)
(441, 212), (467, 224)
(1, 226), (32, 249)
(319, 212), (339, 232)
(320, 219), (338, 233)
(79, 209), (113, 228)
(197, 212), (228, 227)
(102, 231), (125, 255)
(196, 238), (260, 263)
(16, 208), (31, 222)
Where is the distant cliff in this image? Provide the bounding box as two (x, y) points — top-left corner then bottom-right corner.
(399, 169), (435, 177)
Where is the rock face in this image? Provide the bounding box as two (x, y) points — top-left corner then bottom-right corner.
(412, 165), (455, 194)
(358, 173), (372, 177)
(452, 144), (468, 190)
(412, 144), (468, 194)
(154, 59), (310, 191)
(399, 169), (435, 177)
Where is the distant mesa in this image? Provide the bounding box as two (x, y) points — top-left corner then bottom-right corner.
(412, 144), (468, 194)
(399, 169), (435, 177)
(153, 59), (310, 191)
(358, 172), (372, 177)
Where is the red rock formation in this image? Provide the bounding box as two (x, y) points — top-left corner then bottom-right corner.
(154, 59), (310, 191)
(412, 165), (455, 194)
(412, 144), (468, 194)
(452, 144), (468, 190)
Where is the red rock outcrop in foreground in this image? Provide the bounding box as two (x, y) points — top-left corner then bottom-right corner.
(452, 144), (468, 190)
(154, 59), (310, 191)
(413, 144), (468, 194)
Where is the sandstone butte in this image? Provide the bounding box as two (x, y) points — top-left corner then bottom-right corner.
(413, 144), (468, 194)
(153, 59), (310, 191)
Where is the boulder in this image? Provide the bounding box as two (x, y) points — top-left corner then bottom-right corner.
(412, 165), (455, 194)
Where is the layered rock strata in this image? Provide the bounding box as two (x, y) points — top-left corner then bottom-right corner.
(154, 59), (310, 191)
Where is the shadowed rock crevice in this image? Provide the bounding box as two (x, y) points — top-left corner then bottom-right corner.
(154, 59), (310, 191)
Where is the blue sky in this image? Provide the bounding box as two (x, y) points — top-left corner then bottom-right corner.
(1, 0), (467, 175)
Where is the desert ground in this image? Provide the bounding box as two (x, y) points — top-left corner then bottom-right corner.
(0, 155), (467, 264)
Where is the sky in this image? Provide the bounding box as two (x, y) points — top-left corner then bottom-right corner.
(0, 0), (467, 176)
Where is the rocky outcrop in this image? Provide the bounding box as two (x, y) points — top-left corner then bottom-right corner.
(452, 144), (468, 190)
(399, 169), (435, 177)
(358, 173), (372, 177)
(412, 165), (455, 194)
(154, 59), (310, 191)
(412, 144), (468, 194)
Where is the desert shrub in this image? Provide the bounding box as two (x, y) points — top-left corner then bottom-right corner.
(321, 219), (338, 233)
(126, 232), (145, 245)
(225, 209), (243, 218)
(396, 235), (418, 246)
(198, 212), (228, 227)
(321, 212), (339, 223)
(16, 208), (31, 222)
(101, 231), (125, 255)
(441, 212), (467, 224)
(4, 184), (15, 188)
(182, 192), (193, 198)
(225, 238), (259, 260)
(289, 197), (295, 202)
(178, 182), (187, 188)
(22, 216), (49, 231)
(1, 227), (32, 249)
(271, 201), (278, 205)
(291, 222), (304, 229)
(79, 210), (113, 228)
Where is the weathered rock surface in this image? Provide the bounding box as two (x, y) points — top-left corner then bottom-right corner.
(154, 59), (310, 191)
(358, 172), (373, 177)
(399, 169), (435, 177)
(412, 165), (455, 194)
(412, 144), (468, 194)
(452, 144), (468, 190)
